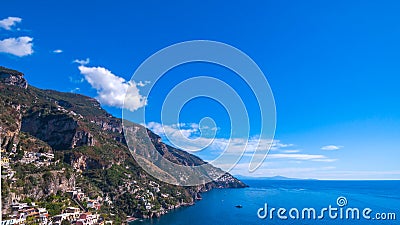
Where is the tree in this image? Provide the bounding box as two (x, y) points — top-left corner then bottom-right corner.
(6, 136), (14, 152)
(1, 136), (7, 148)
(25, 216), (39, 225)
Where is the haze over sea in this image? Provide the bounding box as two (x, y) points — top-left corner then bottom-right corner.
(131, 180), (400, 225)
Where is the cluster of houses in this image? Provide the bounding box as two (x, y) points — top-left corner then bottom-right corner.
(1, 141), (56, 168)
(1, 203), (112, 225)
(1, 146), (11, 166)
(66, 187), (112, 211)
(1, 157), (15, 179)
(52, 208), (109, 225)
(1, 202), (49, 225)
(1, 144), (115, 225)
(1, 146), (57, 187)
(1, 147), (17, 184)
(19, 151), (55, 166)
(117, 180), (164, 211)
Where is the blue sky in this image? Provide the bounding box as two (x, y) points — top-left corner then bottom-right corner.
(1, 0), (400, 179)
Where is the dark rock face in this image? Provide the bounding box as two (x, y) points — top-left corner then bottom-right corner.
(65, 153), (104, 171)
(21, 111), (96, 150)
(72, 130), (95, 148)
(37, 172), (76, 197)
(21, 112), (78, 150)
(0, 67), (26, 148)
(95, 118), (123, 133)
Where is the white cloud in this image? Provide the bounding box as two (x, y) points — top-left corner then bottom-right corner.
(266, 153), (326, 160)
(137, 81), (150, 87)
(146, 122), (203, 139)
(321, 145), (343, 151)
(53, 49), (63, 54)
(0, 17), (22, 30)
(70, 87), (80, 93)
(312, 158), (338, 162)
(0, 36), (33, 57)
(281, 150), (300, 153)
(146, 121), (338, 175)
(68, 76), (84, 84)
(146, 122), (216, 151)
(77, 64), (147, 111)
(73, 58), (90, 65)
(147, 122), (340, 165)
(270, 142), (294, 150)
(146, 121), (286, 154)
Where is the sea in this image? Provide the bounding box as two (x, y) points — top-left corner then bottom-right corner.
(130, 180), (400, 225)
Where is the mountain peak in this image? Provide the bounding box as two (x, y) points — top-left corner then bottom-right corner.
(0, 66), (28, 89)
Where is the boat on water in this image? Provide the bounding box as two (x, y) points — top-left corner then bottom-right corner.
(126, 216), (137, 222)
(235, 205), (243, 208)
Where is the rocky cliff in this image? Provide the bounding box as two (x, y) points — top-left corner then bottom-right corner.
(0, 66), (28, 89)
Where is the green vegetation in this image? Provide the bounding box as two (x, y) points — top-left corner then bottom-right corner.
(38, 194), (76, 215)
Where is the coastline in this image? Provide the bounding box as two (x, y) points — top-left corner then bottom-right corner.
(132, 182), (248, 219)
(129, 180), (400, 225)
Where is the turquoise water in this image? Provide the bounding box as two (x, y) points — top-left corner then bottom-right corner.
(131, 180), (400, 225)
